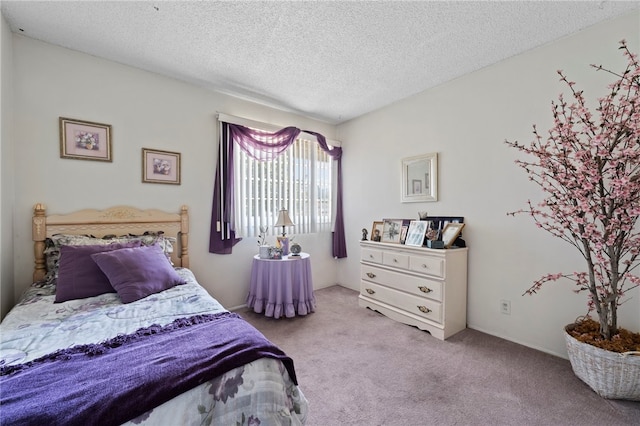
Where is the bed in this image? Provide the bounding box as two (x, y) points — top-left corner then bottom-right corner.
(0, 204), (308, 426)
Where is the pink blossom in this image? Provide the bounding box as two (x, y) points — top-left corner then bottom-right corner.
(505, 40), (640, 340)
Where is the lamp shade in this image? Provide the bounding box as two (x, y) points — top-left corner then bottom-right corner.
(274, 209), (294, 236)
(274, 209), (294, 227)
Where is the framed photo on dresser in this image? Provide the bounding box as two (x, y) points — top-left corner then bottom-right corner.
(441, 222), (465, 248)
(405, 220), (429, 247)
(370, 221), (384, 242)
(381, 219), (404, 243)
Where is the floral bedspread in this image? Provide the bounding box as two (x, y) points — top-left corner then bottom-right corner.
(0, 269), (308, 425)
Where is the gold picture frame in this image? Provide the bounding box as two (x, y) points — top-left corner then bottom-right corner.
(59, 117), (112, 162)
(142, 148), (181, 185)
(370, 221), (384, 242)
(441, 222), (465, 248)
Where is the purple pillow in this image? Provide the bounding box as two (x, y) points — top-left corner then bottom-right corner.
(90, 244), (185, 304)
(55, 241), (143, 303)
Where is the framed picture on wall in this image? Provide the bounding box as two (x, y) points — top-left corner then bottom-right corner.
(59, 117), (112, 162)
(142, 148), (181, 185)
(401, 152), (438, 202)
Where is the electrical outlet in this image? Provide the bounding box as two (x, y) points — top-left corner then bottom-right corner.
(500, 299), (511, 315)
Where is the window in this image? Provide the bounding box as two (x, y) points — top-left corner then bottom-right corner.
(233, 136), (333, 238)
(210, 119), (346, 258)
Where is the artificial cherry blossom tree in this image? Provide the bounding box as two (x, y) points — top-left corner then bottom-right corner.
(506, 40), (640, 341)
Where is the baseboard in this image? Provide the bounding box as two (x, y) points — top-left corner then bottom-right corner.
(229, 303), (248, 312)
(468, 324), (568, 360)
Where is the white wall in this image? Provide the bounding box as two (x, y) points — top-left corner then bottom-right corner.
(9, 35), (338, 312)
(0, 12), (15, 320)
(5, 12), (639, 358)
(337, 11), (640, 358)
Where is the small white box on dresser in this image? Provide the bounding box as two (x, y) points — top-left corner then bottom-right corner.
(359, 241), (468, 340)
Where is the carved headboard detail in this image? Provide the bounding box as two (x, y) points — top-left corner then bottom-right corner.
(32, 204), (189, 282)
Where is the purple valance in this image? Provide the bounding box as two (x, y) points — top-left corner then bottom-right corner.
(209, 122), (347, 259)
(229, 125), (301, 161)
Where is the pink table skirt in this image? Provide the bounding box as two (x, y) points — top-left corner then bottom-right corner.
(246, 253), (316, 318)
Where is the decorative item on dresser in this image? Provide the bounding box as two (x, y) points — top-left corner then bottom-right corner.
(370, 221), (384, 242)
(404, 220), (429, 247)
(441, 222), (465, 248)
(381, 219), (402, 243)
(359, 240), (468, 340)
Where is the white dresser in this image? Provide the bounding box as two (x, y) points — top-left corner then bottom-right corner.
(359, 241), (468, 340)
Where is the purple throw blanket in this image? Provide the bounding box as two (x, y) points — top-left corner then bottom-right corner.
(0, 312), (296, 426)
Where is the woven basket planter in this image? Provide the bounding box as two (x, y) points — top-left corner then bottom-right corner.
(564, 324), (640, 401)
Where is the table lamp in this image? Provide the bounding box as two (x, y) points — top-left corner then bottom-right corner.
(274, 209), (294, 255)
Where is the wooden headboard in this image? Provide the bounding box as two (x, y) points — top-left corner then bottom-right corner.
(32, 204), (189, 282)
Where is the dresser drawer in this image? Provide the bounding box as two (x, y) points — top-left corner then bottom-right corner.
(360, 265), (443, 302)
(361, 247), (383, 264)
(409, 255), (444, 278)
(382, 252), (409, 269)
(360, 281), (442, 324)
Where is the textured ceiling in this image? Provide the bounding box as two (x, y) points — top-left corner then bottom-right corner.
(2, 1), (639, 124)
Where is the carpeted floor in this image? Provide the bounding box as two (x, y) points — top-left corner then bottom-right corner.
(239, 285), (640, 426)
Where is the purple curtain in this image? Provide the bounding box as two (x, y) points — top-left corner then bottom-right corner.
(209, 122), (347, 259)
(209, 123), (241, 254)
(303, 130), (347, 259)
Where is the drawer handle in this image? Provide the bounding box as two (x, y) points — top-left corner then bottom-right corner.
(366, 288), (375, 295)
(393, 258), (398, 263)
(418, 286), (432, 294)
(369, 254), (374, 259)
(421, 264), (428, 269)
(417, 306), (431, 314)
(366, 272), (376, 279)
